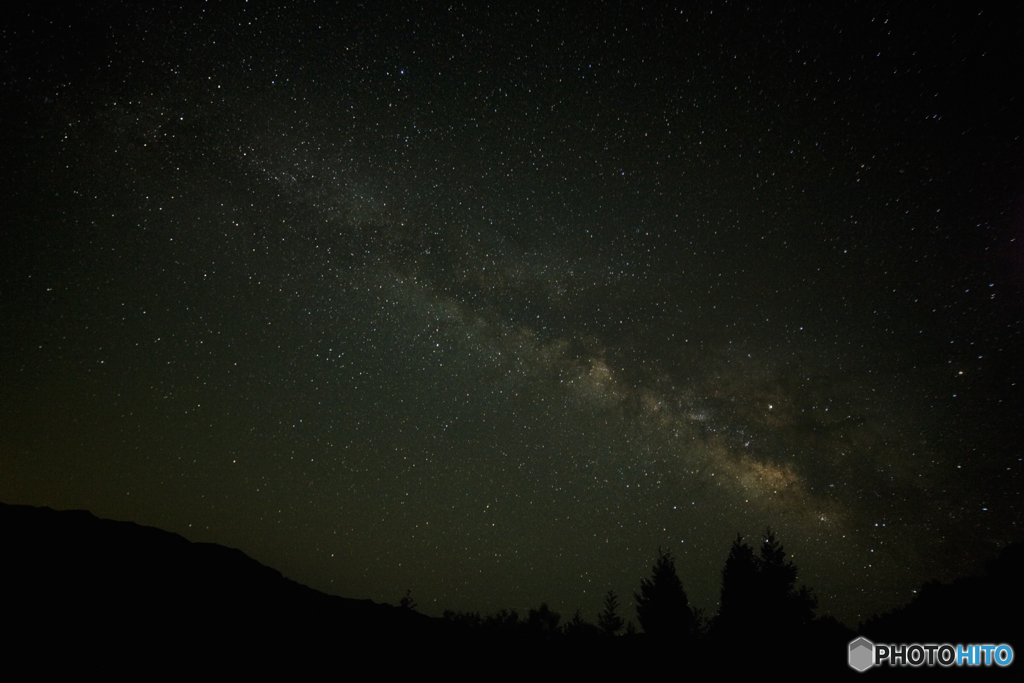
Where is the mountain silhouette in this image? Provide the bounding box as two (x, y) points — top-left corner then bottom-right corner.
(1, 502), (447, 673)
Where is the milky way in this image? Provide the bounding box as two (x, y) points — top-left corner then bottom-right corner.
(2, 2), (1021, 626)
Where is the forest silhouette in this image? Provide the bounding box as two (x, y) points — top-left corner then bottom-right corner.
(3, 502), (1020, 674)
(440, 528), (842, 669)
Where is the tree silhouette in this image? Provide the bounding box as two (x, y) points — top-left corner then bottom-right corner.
(714, 534), (760, 640)
(526, 602), (561, 639)
(484, 608), (522, 636)
(399, 589), (418, 612)
(757, 529), (816, 632)
(597, 589), (624, 636)
(564, 608), (601, 638)
(634, 548), (696, 639)
(712, 529), (816, 643)
(442, 609), (482, 631)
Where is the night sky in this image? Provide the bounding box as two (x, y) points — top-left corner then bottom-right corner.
(2, 2), (1022, 627)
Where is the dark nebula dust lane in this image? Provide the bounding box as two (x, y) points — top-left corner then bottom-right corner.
(2, 2), (1022, 626)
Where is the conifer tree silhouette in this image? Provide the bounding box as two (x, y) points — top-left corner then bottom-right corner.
(634, 548), (696, 639)
(713, 529), (816, 643)
(714, 534), (760, 640)
(598, 589), (624, 636)
(564, 608), (600, 638)
(757, 529), (816, 632)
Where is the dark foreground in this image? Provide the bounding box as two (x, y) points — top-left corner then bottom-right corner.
(2, 502), (1018, 676)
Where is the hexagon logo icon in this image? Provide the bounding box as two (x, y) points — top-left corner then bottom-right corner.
(849, 637), (875, 672)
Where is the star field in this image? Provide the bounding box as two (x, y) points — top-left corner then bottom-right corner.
(1, 2), (1022, 626)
